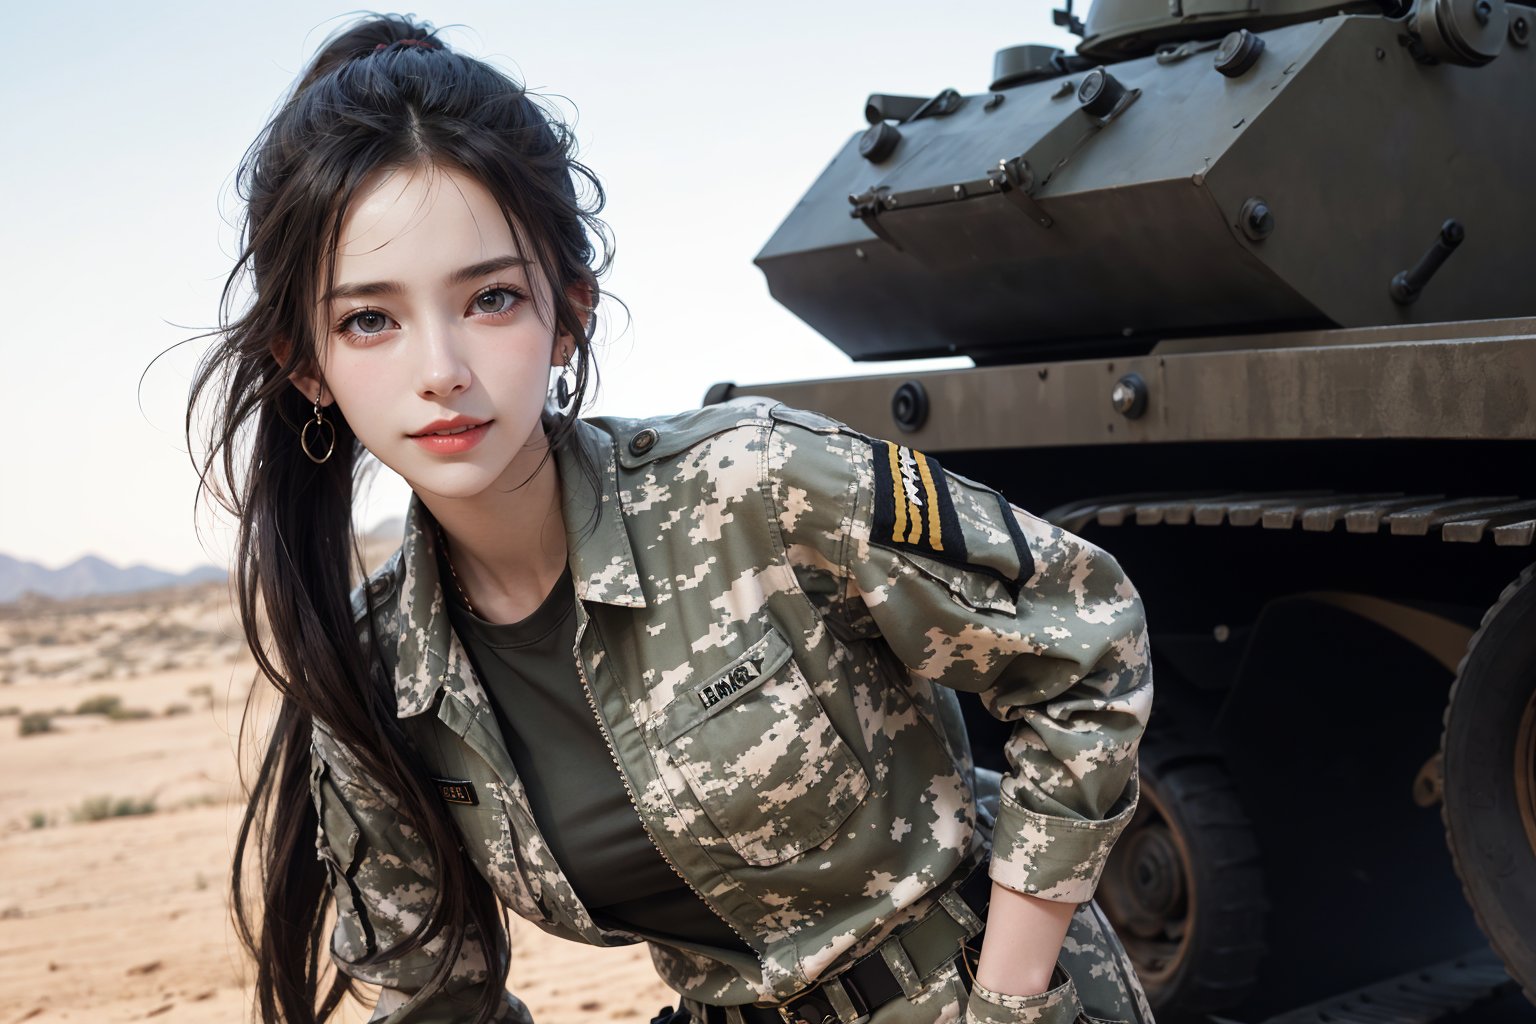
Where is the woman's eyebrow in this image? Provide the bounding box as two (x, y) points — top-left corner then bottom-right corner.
(323, 255), (530, 303)
(448, 254), (529, 286)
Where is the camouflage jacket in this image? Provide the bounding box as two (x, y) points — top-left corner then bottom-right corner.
(308, 397), (1153, 1023)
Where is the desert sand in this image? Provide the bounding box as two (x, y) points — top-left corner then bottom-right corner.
(0, 583), (673, 1023)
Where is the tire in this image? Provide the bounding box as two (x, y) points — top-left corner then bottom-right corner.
(1096, 741), (1268, 1023)
(1441, 561), (1536, 1006)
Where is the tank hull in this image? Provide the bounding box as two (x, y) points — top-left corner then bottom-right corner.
(725, 317), (1536, 449)
(724, 319), (1536, 1018)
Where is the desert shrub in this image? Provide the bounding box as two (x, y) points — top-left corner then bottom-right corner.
(175, 792), (223, 810)
(70, 795), (157, 822)
(0, 706), (19, 716)
(162, 703), (193, 717)
(28, 811), (48, 829)
(18, 712), (53, 737)
(75, 694), (123, 716)
(107, 706), (153, 722)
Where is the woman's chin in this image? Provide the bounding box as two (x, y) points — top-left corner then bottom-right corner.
(405, 473), (504, 503)
(396, 452), (547, 504)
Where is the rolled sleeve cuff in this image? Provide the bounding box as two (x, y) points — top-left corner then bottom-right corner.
(965, 965), (1082, 1024)
(371, 986), (532, 1024)
(988, 773), (1140, 904)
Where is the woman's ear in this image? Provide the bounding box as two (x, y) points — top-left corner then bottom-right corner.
(556, 282), (596, 341)
(270, 338), (332, 406)
(567, 281), (595, 312)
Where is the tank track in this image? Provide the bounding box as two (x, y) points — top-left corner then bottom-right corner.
(1048, 492), (1536, 545)
(1204, 947), (1517, 1024)
(1058, 490), (1536, 1018)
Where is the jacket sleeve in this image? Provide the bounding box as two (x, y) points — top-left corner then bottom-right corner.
(310, 725), (534, 1024)
(770, 413), (1151, 904)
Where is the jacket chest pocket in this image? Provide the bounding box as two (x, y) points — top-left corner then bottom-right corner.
(650, 626), (869, 867)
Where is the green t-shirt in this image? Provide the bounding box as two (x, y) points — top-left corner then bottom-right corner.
(441, 557), (750, 954)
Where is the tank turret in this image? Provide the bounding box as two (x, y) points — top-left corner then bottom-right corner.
(1077, 0), (1392, 59)
(754, 0), (1533, 364)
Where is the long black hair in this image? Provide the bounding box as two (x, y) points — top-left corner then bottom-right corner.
(187, 15), (611, 1022)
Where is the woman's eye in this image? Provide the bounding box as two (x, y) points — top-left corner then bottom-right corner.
(472, 288), (520, 315)
(342, 310), (395, 336)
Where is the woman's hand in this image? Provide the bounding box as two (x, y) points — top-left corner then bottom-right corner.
(973, 882), (1076, 996)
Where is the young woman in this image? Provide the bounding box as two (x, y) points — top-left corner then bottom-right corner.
(193, 15), (1155, 1024)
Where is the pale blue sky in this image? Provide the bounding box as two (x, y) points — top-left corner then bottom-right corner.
(0, 1), (1075, 571)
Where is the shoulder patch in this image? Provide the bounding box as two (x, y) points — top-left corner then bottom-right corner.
(867, 437), (969, 567)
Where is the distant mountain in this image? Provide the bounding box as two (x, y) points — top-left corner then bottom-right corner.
(0, 552), (226, 603)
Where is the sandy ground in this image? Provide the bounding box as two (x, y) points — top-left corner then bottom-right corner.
(0, 584), (673, 1023)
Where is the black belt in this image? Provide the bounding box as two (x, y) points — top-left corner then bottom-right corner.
(699, 856), (991, 1024)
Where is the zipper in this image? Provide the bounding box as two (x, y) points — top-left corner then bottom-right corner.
(571, 612), (770, 982)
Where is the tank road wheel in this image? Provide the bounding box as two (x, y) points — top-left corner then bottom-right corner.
(1096, 743), (1268, 1023)
(1442, 562), (1536, 1004)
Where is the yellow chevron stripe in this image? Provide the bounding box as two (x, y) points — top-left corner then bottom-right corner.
(915, 452), (943, 552)
(885, 442), (908, 544)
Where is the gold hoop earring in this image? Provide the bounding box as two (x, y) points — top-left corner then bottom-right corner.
(301, 399), (336, 464)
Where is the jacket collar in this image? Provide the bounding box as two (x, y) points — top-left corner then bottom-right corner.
(558, 417), (647, 610)
(390, 417), (645, 718)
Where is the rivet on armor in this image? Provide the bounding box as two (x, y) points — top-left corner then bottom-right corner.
(1215, 29), (1266, 77)
(1239, 196), (1275, 241)
(859, 122), (902, 163)
(891, 381), (930, 433)
(1077, 67), (1127, 117)
(1111, 373), (1149, 419)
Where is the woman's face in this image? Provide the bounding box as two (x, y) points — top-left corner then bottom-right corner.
(297, 162), (570, 502)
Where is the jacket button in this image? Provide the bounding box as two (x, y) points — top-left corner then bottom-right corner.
(628, 428), (659, 455)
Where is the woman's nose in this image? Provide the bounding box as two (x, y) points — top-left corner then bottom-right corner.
(416, 320), (471, 398)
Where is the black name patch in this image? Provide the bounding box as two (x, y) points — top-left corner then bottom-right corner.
(431, 777), (478, 806)
(697, 657), (763, 709)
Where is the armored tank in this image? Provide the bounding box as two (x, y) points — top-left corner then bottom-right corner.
(715, 0), (1536, 1018)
